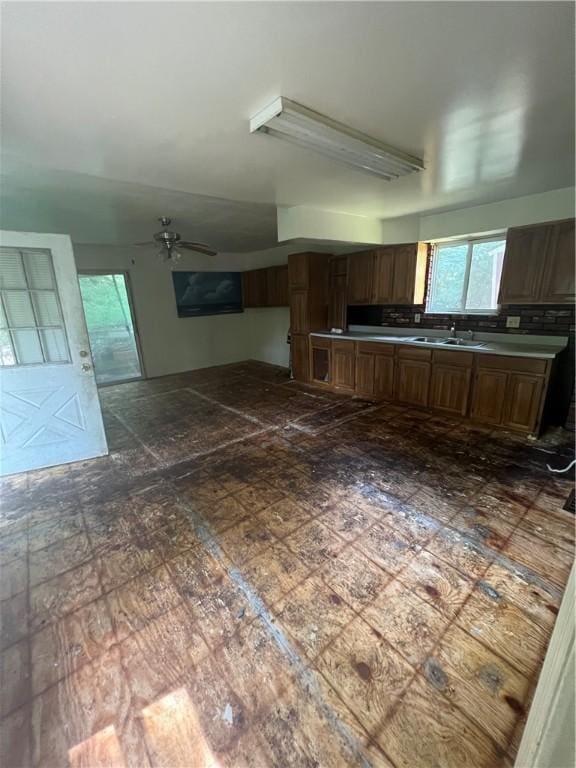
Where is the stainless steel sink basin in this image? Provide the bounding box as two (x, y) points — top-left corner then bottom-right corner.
(442, 338), (486, 348)
(408, 336), (486, 349)
(409, 337), (447, 344)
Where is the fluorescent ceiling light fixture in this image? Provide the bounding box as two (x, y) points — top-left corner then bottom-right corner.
(250, 96), (424, 180)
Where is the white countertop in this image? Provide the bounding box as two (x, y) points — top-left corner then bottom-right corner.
(309, 327), (568, 359)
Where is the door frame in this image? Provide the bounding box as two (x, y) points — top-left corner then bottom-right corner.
(514, 563), (575, 767)
(78, 269), (146, 385)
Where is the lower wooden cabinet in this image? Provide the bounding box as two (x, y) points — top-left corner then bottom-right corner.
(470, 369), (508, 424)
(291, 333), (310, 382)
(301, 335), (552, 434)
(396, 359), (431, 407)
(356, 353), (375, 395)
(471, 365), (546, 432)
(310, 337), (331, 385)
(332, 340), (355, 390)
(374, 355), (395, 399)
(502, 373), (544, 431)
(430, 365), (472, 415)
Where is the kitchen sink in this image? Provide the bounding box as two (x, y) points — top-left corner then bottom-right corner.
(408, 336), (486, 349)
(442, 338), (486, 348)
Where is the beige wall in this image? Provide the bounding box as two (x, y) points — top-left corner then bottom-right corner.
(73, 244), (289, 378)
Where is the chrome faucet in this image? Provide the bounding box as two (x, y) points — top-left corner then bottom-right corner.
(449, 323), (456, 338)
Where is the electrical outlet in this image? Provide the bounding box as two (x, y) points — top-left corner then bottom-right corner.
(414, 313), (421, 323)
(506, 316), (521, 329)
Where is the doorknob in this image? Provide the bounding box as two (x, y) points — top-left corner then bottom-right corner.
(81, 363), (92, 371)
(79, 350), (89, 358)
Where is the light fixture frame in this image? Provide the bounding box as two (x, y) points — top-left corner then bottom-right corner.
(249, 96), (424, 180)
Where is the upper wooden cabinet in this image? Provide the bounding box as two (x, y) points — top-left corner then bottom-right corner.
(540, 219), (575, 303)
(243, 265), (288, 308)
(328, 257), (348, 330)
(347, 251), (375, 304)
(288, 253), (310, 289)
(242, 269), (267, 307)
(393, 244), (427, 304)
(267, 265), (289, 307)
(499, 219), (575, 304)
(372, 248), (395, 303)
(347, 243), (427, 305)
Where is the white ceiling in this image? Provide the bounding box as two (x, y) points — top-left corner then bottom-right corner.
(1, 1), (574, 247)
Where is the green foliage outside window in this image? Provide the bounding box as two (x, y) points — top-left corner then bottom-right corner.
(79, 274), (134, 330)
(427, 239), (504, 314)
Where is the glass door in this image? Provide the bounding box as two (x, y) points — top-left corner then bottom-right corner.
(78, 272), (143, 385)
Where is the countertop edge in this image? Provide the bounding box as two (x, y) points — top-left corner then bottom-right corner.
(308, 332), (565, 359)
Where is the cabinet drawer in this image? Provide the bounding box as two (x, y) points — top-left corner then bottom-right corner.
(397, 346), (432, 361)
(476, 355), (547, 374)
(432, 350), (474, 368)
(310, 336), (331, 350)
(357, 341), (395, 356)
(332, 339), (356, 354)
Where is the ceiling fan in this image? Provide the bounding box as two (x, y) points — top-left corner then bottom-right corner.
(134, 217), (217, 264)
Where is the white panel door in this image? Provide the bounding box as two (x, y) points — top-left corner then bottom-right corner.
(0, 230), (108, 476)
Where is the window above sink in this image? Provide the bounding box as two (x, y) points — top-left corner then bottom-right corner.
(426, 237), (505, 315)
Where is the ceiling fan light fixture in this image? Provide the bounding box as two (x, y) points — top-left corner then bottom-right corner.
(250, 96), (424, 180)
(135, 217), (218, 263)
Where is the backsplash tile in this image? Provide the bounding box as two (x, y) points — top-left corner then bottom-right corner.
(347, 304), (574, 337)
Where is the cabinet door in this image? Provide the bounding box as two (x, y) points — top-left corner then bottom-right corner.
(356, 353), (375, 396)
(470, 369), (508, 424)
(291, 333), (309, 382)
(243, 269), (266, 307)
(430, 365), (471, 415)
(328, 273), (348, 330)
(372, 248), (395, 303)
(266, 265), (289, 306)
(290, 290), (309, 333)
(288, 253), (309, 289)
(392, 245), (417, 304)
(331, 256), (348, 276)
(311, 345), (331, 384)
(396, 359), (430, 406)
(502, 373), (544, 432)
(347, 251), (375, 304)
(374, 355), (395, 400)
(499, 225), (551, 304)
(540, 220), (575, 303)
(332, 350), (355, 390)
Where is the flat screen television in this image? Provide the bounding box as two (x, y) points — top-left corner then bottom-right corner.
(172, 271), (243, 318)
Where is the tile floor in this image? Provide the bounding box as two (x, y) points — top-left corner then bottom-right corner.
(1, 360), (574, 767)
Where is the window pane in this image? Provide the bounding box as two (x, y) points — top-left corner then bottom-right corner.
(40, 329), (69, 362)
(0, 301), (7, 329)
(466, 240), (505, 311)
(12, 329), (44, 364)
(0, 251), (26, 288)
(428, 244), (468, 312)
(3, 291), (36, 327)
(33, 292), (63, 326)
(24, 251), (55, 289)
(0, 331), (16, 365)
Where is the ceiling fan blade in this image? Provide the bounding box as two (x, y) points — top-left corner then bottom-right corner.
(133, 241), (155, 247)
(179, 242), (217, 256)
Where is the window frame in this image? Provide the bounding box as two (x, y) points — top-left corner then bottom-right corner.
(0, 248), (71, 367)
(425, 235), (505, 316)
